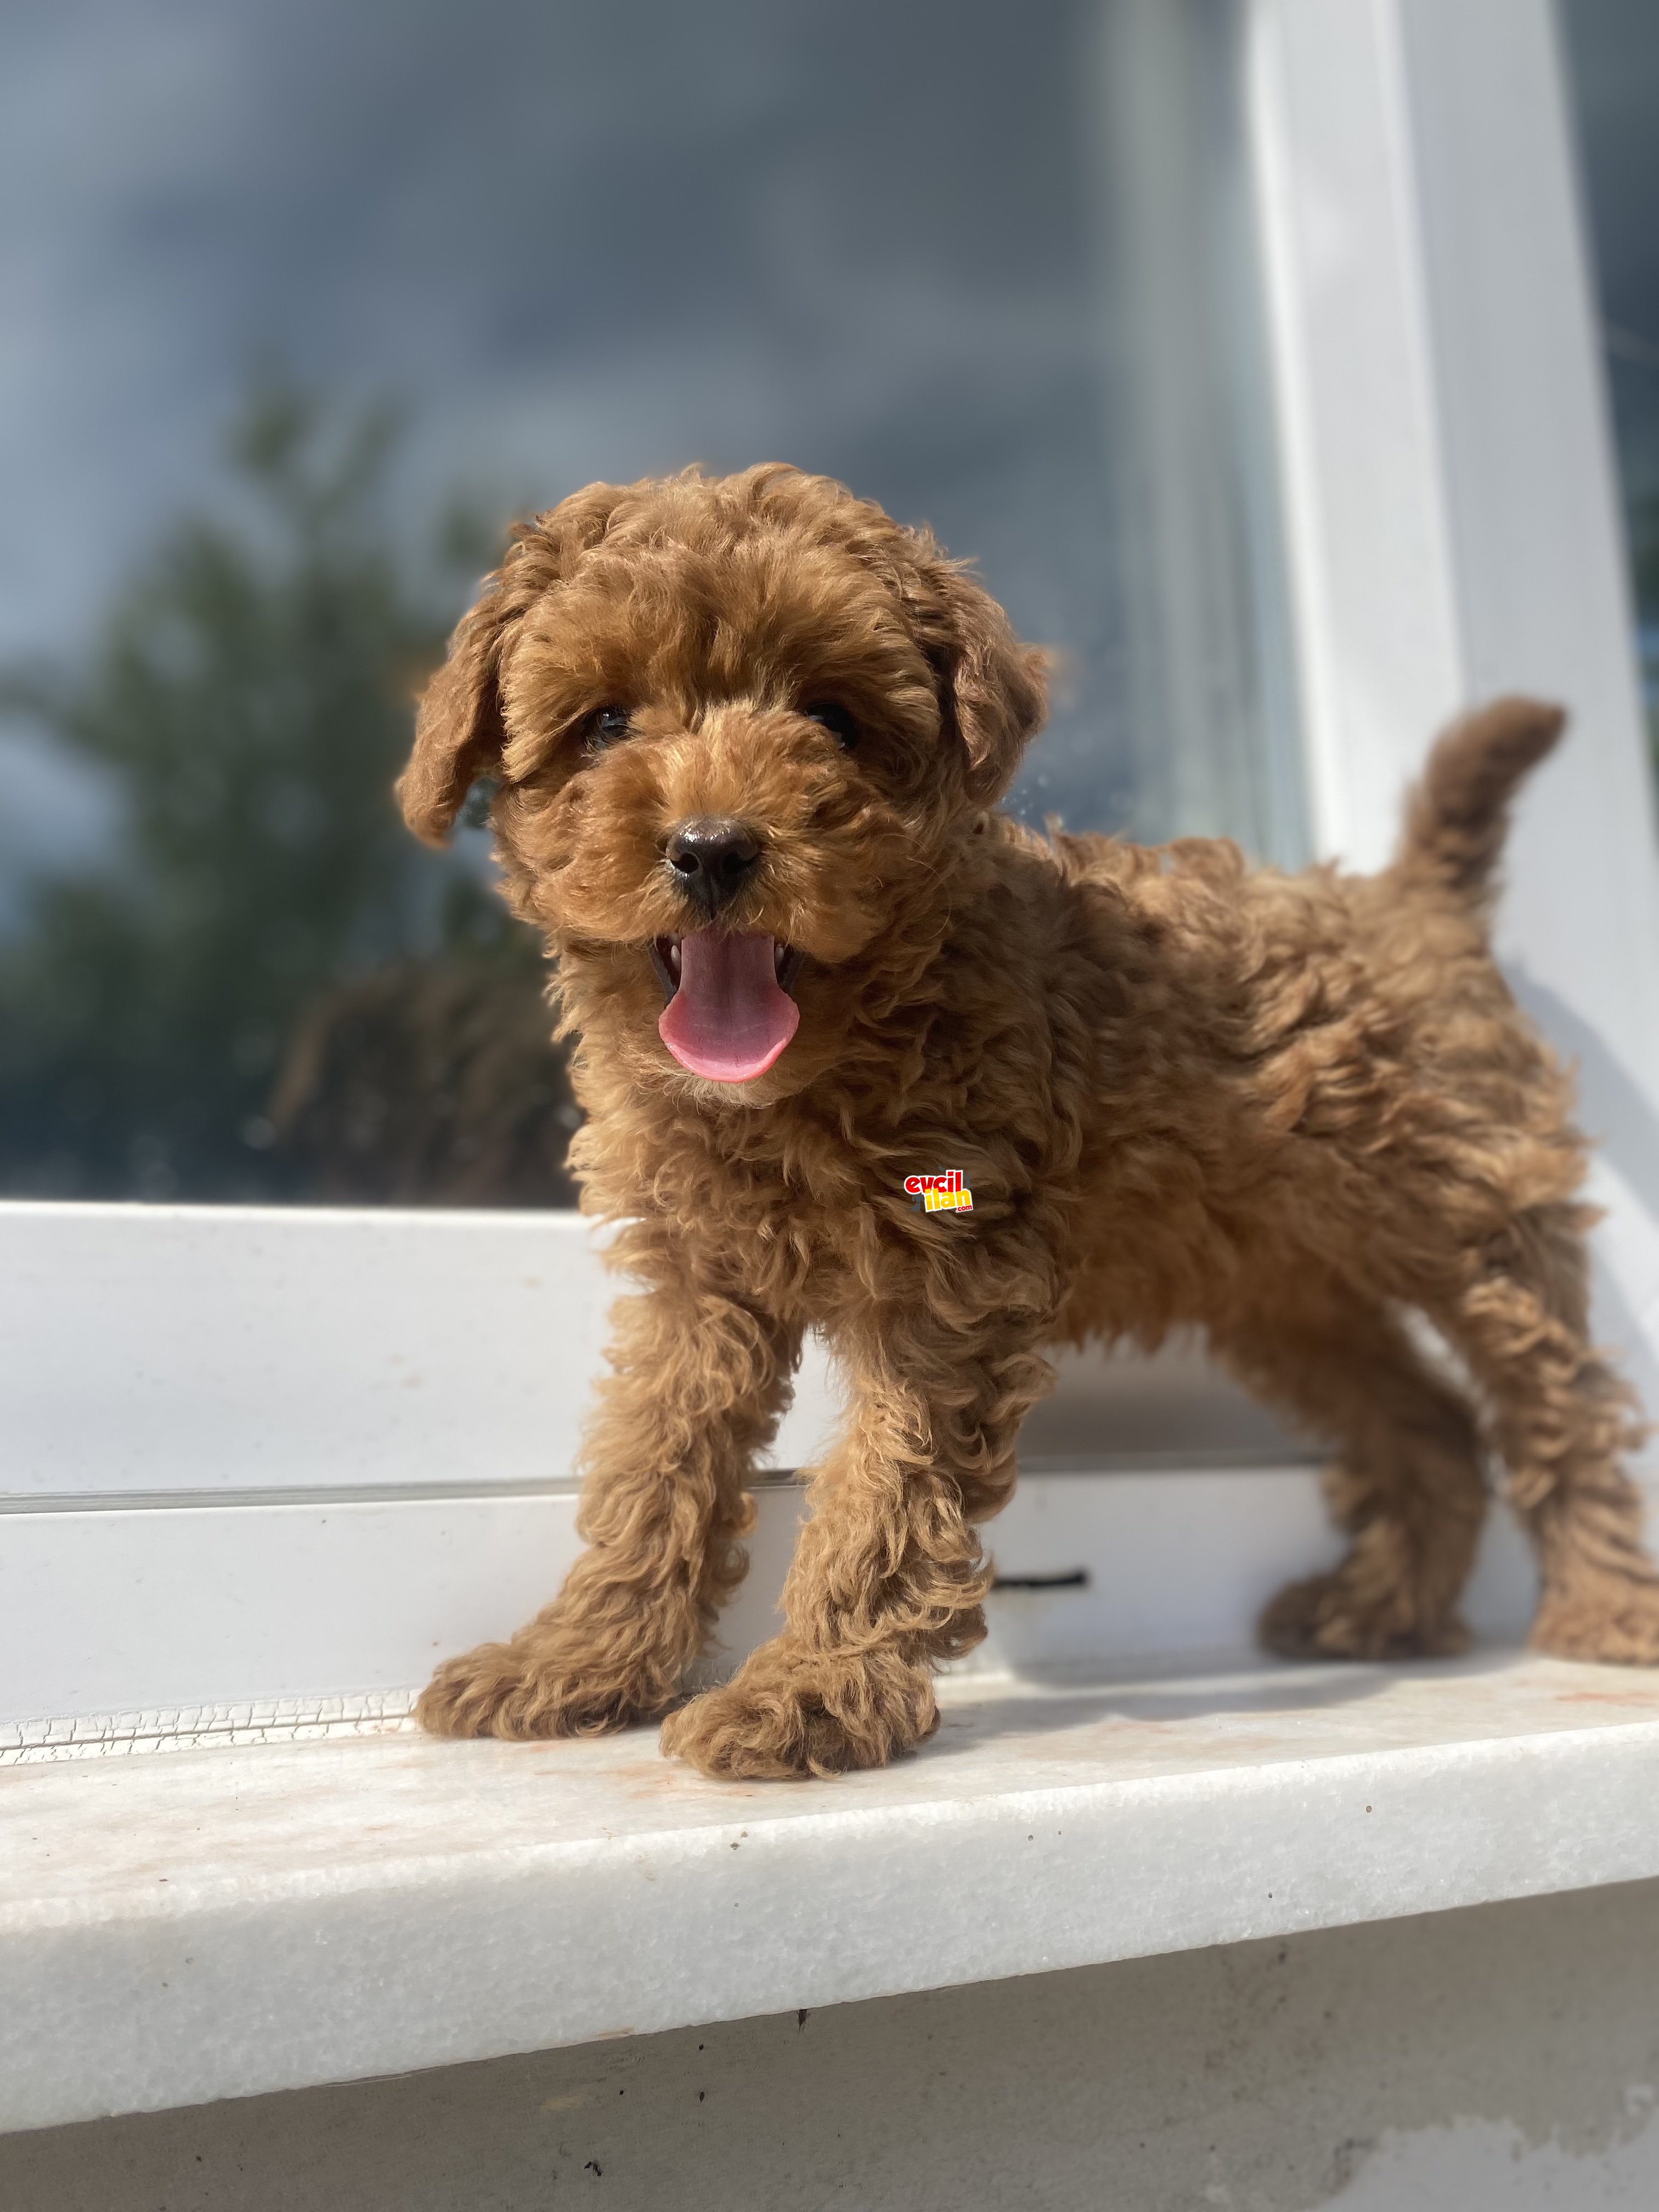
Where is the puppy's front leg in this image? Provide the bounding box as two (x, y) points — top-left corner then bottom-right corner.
(661, 1305), (1052, 1780)
(417, 1255), (799, 1740)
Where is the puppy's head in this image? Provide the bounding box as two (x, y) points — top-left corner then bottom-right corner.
(399, 466), (1047, 1103)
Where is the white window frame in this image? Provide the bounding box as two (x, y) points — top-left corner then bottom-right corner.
(4, 0), (1655, 1740)
(1248, 0), (1659, 1424)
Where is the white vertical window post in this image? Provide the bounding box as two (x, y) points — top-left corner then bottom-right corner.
(1248, 0), (1659, 1452)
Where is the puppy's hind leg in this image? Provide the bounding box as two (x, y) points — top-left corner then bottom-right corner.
(417, 1255), (799, 1740)
(1212, 1288), (1489, 1660)
(1437, 1202), (1659, 1663)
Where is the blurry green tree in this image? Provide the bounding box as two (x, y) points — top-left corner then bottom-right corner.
(0, 383), (562, 1203)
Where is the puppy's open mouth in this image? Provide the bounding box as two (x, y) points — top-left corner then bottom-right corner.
(651, 932), (802, 1084)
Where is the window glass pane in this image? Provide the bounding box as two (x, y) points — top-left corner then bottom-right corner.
(1560, 0), (1659, 761)
(0, 0), (1297, 1205)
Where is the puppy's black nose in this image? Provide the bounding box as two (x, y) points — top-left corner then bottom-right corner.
(665, 817), (763, 917)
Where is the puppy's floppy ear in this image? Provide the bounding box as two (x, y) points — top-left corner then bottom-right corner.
(919, 562), (1050, 805)
(398, 483), (626, 845)
(398, 579), (512, 846)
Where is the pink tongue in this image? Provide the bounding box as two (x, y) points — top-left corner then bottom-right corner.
(659, 931), (800, 1082)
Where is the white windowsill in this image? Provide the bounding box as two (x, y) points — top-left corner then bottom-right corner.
(0, 1202), (1638, 2144)
(7, 1644), (1659, 2137)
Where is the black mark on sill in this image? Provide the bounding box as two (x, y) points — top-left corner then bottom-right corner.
(990, 1569), (1090, 1592)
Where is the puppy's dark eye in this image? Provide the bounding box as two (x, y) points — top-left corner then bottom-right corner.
(804, 702), (859, 752)
(582, 704), (632, 749)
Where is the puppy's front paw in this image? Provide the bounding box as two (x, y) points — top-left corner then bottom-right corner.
(415, 1638), (665, 1741)
(659, 1644), (940, 1780)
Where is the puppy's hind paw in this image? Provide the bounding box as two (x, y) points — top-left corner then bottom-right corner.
(1531, 1575), (1659, 1666)
(1259, 1568), (1470, 1662)
(414, 1639), (658, 1741)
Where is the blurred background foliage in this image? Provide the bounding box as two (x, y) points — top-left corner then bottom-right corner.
(1561, 0), (1659, 760)
(0, 383), (574, 1204)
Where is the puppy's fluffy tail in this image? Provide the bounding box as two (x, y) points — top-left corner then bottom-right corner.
(1395, 696), (1565, 905)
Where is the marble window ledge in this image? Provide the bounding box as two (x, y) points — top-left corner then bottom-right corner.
(5, 1647), (1659, 2135)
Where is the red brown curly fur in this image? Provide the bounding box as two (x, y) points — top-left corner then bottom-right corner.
(398, 464), (1659, 1780)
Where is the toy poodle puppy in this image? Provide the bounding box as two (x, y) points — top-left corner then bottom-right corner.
(397, 464), (1659, 1780)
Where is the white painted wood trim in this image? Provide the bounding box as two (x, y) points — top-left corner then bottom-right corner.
(0, 1459), (1543, 1736)
(0, 1203), (841, 1504)
(0, 1201), (1312, 1726)
(1246, 0), (1465, 865)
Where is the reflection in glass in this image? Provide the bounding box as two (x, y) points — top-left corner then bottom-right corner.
(0, 0), (1296, 1203)
(1560, 0), (1659, 765)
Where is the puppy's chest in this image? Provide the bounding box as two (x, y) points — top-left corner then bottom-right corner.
(675, 1125), (1030, 1283)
